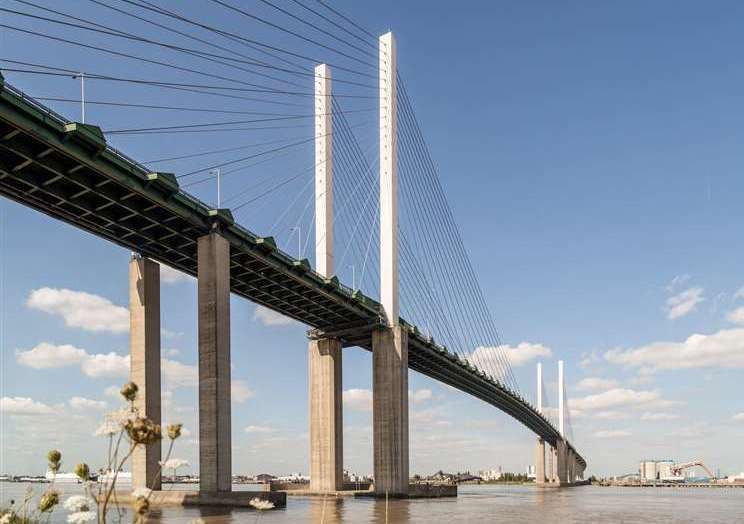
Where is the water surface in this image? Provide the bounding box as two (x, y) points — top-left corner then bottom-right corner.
(2, 482), (743, 523)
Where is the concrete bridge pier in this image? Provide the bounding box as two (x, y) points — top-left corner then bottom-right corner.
(198, 232), (232, 492)
(550, 445), (558, 483)
(372, 326), (409, 496)
(568, 449), (575, 483)
(129, 254), (162, 490)
(535, 438), (546, 485)
(556, 439), (568, 485)
(308, 337), (343, 492)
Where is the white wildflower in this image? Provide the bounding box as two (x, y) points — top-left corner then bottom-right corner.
(94, 408), (134, 437)
(108, 408), (136, 426)
(67, 511), (97, 524)
(93, 419), (120, 437)
(159, 458), (189, 470)
(249, 497), (275, 511)
(1, 512), (13, 524)
(189, 519), (206, 524)
(63, 495), (93, 512)
(131, 487), (152, 499)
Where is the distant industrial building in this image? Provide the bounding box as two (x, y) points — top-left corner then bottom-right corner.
(640, 459), (716, 482)
(479, 467), (502, 481)
(640, 460), (675, 481)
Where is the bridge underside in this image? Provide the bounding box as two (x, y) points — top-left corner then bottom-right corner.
(0, 77), (584, 469)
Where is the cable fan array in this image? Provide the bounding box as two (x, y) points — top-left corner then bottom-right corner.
(1, 0), (521, 395)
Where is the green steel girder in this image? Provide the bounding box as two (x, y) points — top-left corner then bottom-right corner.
(0, 82), (380, 330)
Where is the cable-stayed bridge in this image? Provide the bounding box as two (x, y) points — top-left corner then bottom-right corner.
(0, 0), (585, 497)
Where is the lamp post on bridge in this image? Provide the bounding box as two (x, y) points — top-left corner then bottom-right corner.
(72, 72), (85, 124)
(210, 168), (221, 209)
(290, 226), (302, 259)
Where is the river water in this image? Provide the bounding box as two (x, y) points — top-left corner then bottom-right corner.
(2, 482), (743, 523)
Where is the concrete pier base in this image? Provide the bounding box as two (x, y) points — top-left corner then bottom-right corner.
(308, 337), (343, 492)
(279, 483), (456, 499)
(372, 326), (409, 496)
(129, 255), (161, 491)
(110, 490), (286, 508)
(198, 232), (232, 493)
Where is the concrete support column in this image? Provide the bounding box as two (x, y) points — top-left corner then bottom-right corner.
(129, 255), (161, 490)
(570, 451), (576, 483)
(548, 445), (555, 483)
(535, 438), (545, 485)
(556, 439), (568, 485)
(198, 232), (232, 492)
(372, 326), (408, 496)
(308, 337), (343, 492)
(573, 452), (577, 482)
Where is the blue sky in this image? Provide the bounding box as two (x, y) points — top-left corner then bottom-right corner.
(2, 0), (744, 478)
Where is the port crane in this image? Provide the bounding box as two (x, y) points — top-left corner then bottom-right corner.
(671, 461), (715, 479)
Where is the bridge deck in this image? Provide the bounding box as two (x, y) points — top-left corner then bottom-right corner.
(0, 76), (584, 467)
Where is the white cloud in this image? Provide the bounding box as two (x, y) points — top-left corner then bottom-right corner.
(641, 412), (679, 421)
(732, 413), (744, 422)
(244, 425), (274, 434)
(0, 397), (55, 415)
(735, 286), (744, 300)
(412, 389), (433, 404)
(595, 411), (631, 420)
(160, 265), (192, 284)
(666, 274), (690, 293)
(343, 388), (372, 412)
(164, 348), (181, 357)
(572, 388), (677, 411)
(104, 386), (120, 398)
(412, 407), (450, 427)
(605, 328), (744, 371)
(473, 342), (551, 368)
(665, 287), (704, 320)
(16, 343), (129, 378)
(69, 397), (106, 411)
(26, 287), (128, 333)
(578, 351), (600, 370)
(161, 330), (183, 340)
(162, 359), (197, 388)
(81, 352), (129, 378)
(253, 305), (296, 327)
(593, 429), (631, 438)
(231, 380), (254, 403)
(575, 377), (618, 391)
(726, 307), (744, 326)
(16, 343), (203, 389)
(15, 342), (87, 369)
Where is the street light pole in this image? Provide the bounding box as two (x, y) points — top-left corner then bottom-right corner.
(73, 73), (85, 123)
(210, 169), (221, 208)
(290, 226), (301, 259)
